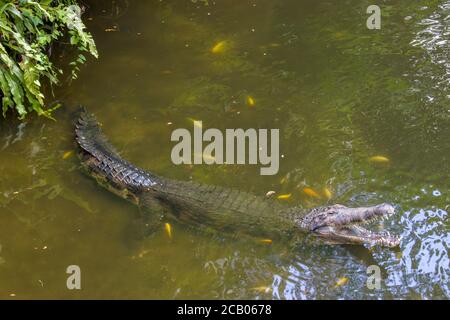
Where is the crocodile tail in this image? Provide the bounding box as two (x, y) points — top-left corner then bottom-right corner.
(75, 107), (160, 193)
(76, 106), (120, 159)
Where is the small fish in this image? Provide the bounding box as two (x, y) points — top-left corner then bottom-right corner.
(104, 28), (117, 32)
(334, 277), (349, 288)
(277, 193), (292, 200)
(369, 156), (390, 163)
(303, 187), (321, 199)
(246, 96), (255, 107)
(62, 151), (74, 160)
(251, 286), (272, 293)
(211, 40), (226, 53)
(259, 239), (273, 244)
(323, 187), (333, 200)
(165, 223), (173, 240)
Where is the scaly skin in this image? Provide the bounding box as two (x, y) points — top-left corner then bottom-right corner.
(75, 109), (400, 247)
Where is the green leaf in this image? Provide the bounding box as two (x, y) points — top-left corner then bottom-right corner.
(0, 0), (98, 119)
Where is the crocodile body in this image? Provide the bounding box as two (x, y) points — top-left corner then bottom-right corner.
(75, 109), (400, 247)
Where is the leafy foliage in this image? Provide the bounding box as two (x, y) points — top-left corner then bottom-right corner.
(0, 0), (97, 119)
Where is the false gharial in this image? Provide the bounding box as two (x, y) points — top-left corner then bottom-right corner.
(75, 109), (401, 248)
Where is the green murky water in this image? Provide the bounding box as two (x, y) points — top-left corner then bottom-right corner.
(0, 0), (449, 299)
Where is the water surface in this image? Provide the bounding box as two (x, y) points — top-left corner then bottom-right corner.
(0, 0), (449, 299)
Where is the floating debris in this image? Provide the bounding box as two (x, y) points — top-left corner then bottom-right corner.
(334, 277), (349, 288)
(277, 193), (292, 200)
(303, 187), (321, 199)
(211, 40), (226, 53)
(165, 223), (173, 240)
(265, 191), (276, 198)
(246, 96), (255, 107)
(323, 187), (333, 200)
(369, 155), (390, 163)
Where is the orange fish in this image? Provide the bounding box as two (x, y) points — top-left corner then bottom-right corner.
(303, 187), (321, 199)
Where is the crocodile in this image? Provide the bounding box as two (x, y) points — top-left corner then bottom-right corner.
(75, 109), (400, 248)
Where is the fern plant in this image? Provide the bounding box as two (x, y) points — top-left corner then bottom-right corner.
(0, 0), (97, 119)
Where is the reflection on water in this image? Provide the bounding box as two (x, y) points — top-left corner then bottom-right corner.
(410, 2), (450, 80)
(0, 0), (449, 299)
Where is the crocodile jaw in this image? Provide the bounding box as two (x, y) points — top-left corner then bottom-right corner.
(301, 203), (400, 247)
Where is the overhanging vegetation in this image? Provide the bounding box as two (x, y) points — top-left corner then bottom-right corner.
(0, 0), (97, 119)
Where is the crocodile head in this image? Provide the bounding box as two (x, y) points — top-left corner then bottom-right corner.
(300, 203), (400, 247)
